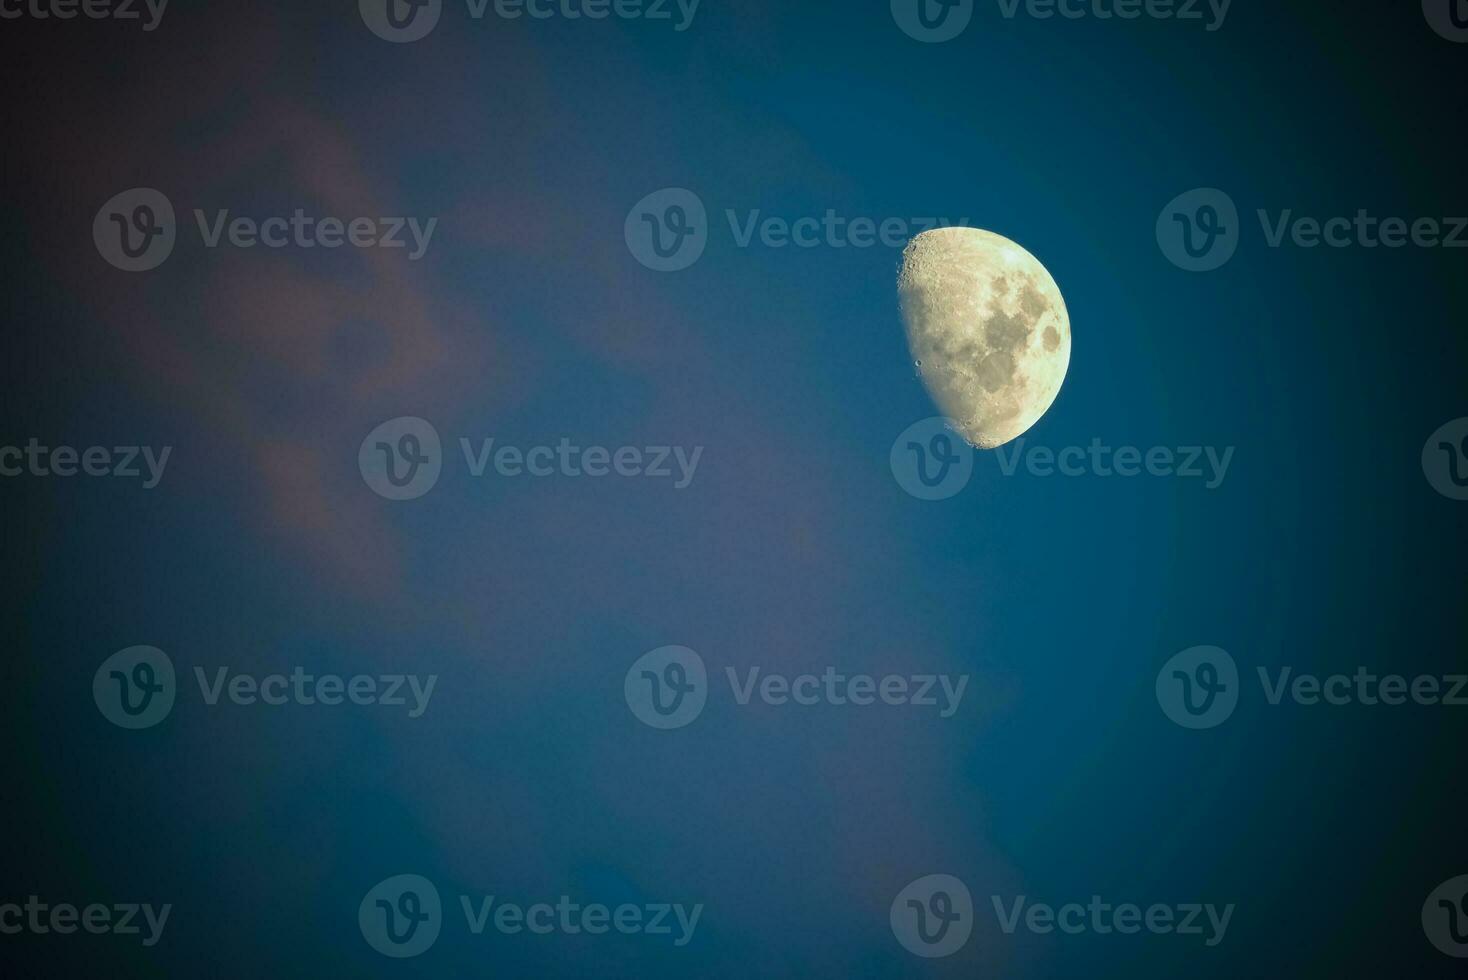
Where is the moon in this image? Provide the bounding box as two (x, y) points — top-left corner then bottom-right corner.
(898, 227), (1071, 449)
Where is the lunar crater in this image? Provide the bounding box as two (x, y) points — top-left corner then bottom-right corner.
(899, 227), (1071, 449)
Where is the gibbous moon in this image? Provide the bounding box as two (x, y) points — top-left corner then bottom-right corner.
(898, 227), (1071, 449)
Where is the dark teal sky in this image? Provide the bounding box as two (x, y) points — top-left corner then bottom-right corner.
(3, 1), (1466, 976)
